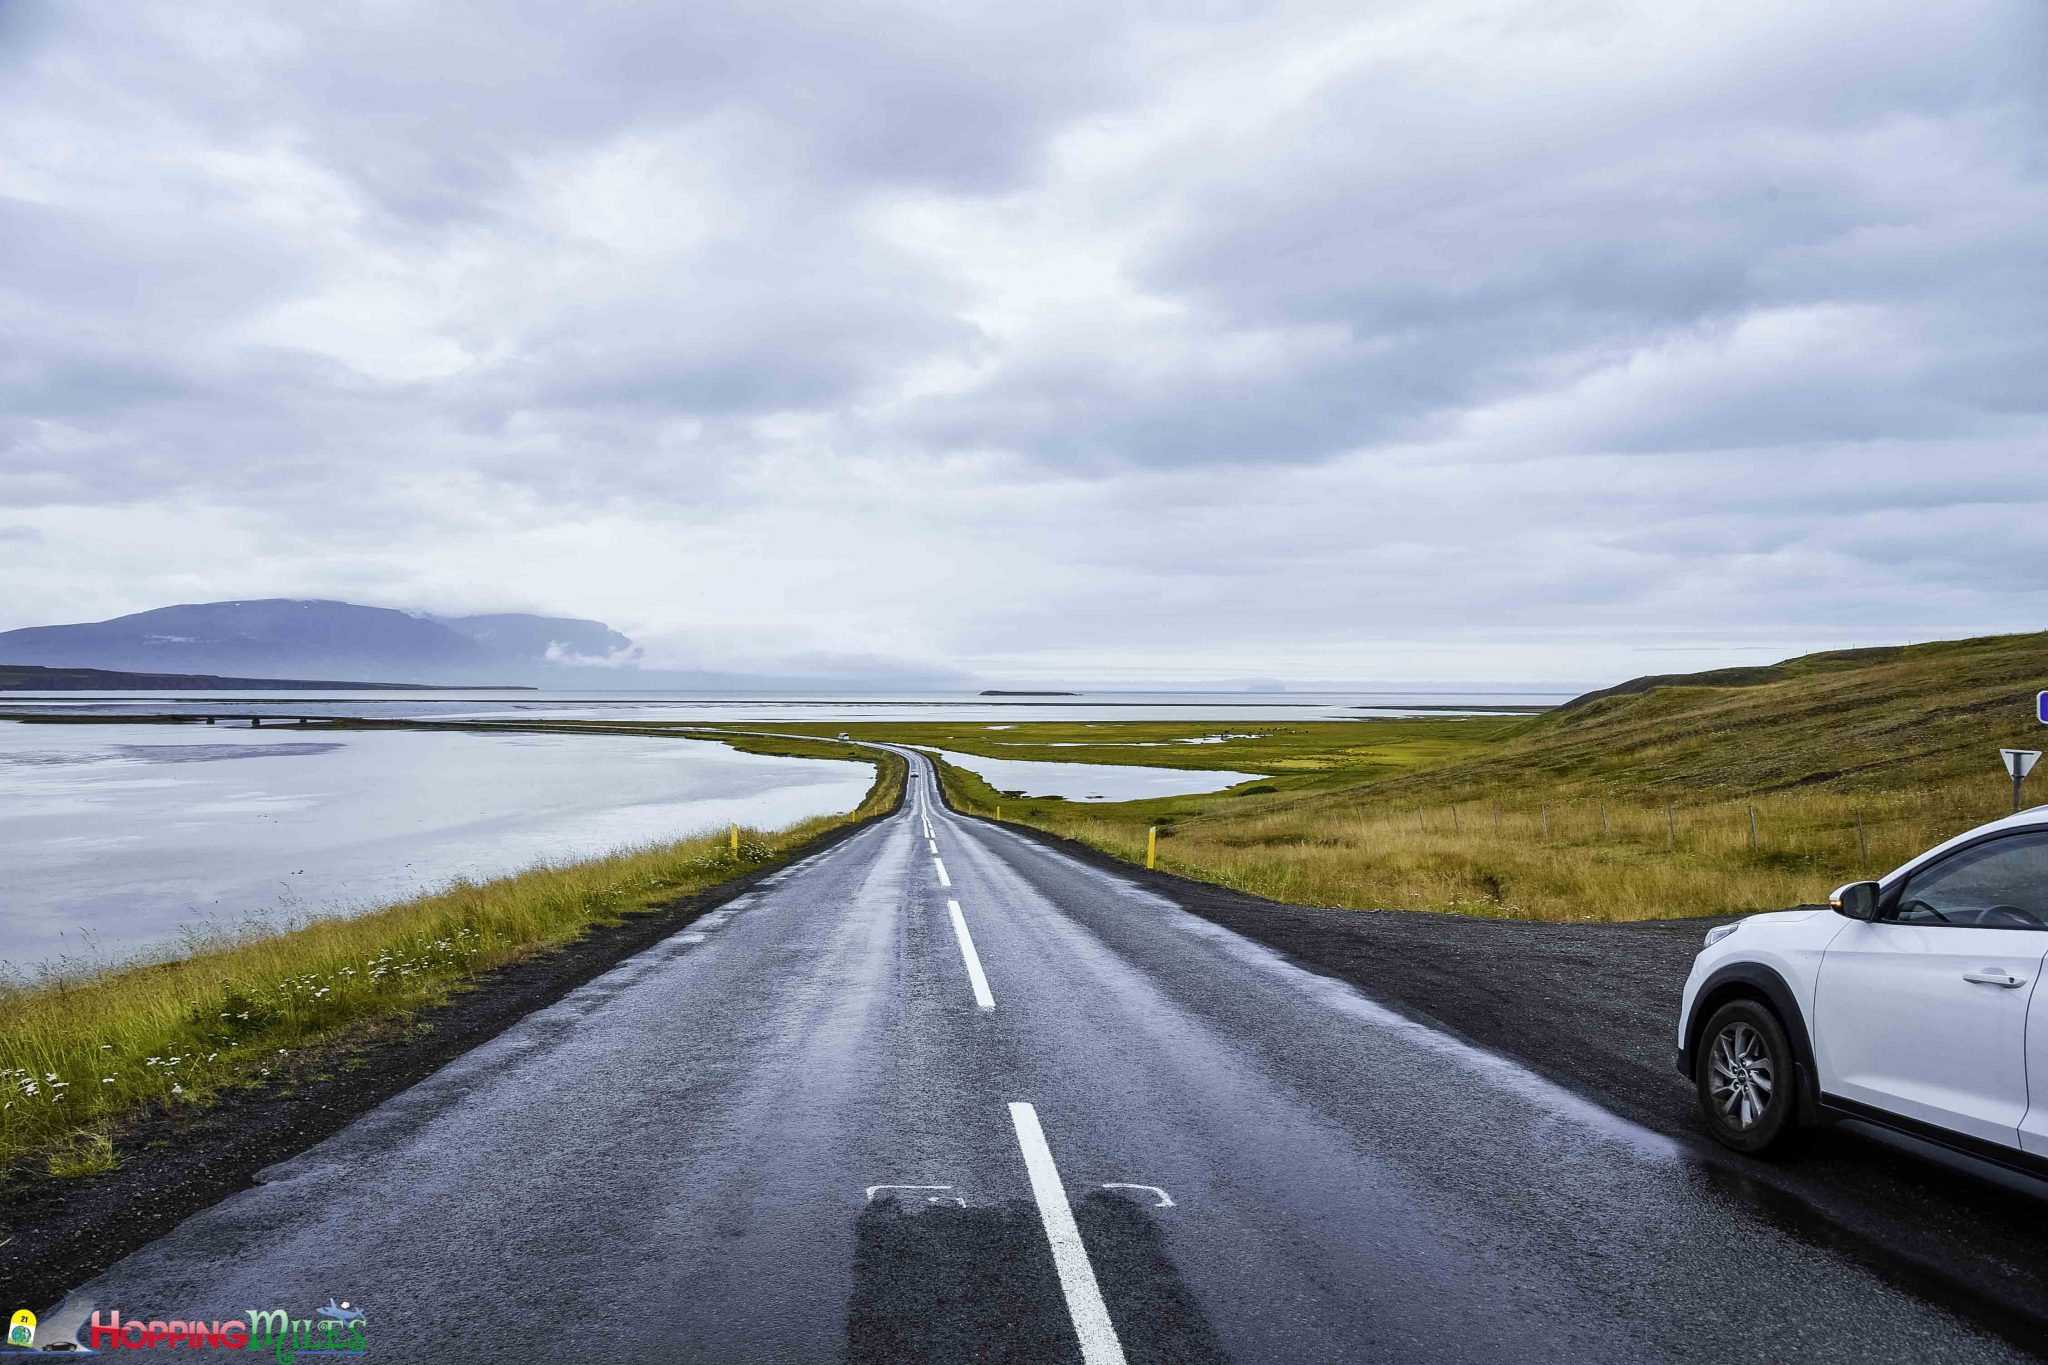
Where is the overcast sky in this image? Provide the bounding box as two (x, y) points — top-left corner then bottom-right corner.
(1, 1), (2042, 686)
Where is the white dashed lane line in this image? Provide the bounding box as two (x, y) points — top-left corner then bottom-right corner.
(1009, 1102), (1128, 1365)
(947, 900), (996, 1010)
(933, 857), (951, 888)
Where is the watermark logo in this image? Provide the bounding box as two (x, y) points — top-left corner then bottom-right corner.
(6, 1311), (32, 1350)
(80, 1302), (368, 1359)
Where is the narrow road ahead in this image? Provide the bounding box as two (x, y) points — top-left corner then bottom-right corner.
(51, 754), (2022, 1361)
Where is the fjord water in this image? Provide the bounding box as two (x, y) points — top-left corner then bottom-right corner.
(911, 746), (1263, 800)
(0, 722), (871, 973)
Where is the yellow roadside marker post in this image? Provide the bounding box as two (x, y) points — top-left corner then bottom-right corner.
(730, 823), (739, 855)
(996, 803), (1002, 822)
(1146, 826), (1158, 870)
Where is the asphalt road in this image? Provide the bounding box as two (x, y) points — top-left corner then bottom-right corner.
(38, 754), (2027, 1361)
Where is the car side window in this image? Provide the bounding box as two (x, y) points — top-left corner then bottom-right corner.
(1889, 831), (2048, 929)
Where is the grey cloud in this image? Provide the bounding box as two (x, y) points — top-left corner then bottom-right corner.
(1, 0), (2044, 683)
(102, 1), (1145, 223)
(1081, 0), (2048, 464)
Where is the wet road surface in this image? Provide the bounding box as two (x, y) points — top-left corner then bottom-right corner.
(43, 755), (2027, 1361)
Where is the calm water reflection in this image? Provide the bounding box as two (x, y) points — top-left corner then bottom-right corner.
(0, 723), (870, 972)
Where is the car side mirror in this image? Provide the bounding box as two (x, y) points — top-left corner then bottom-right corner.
(1831, 881), (1880, 921)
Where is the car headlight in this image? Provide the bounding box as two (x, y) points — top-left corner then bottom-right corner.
(1704, 921), (1742, 948)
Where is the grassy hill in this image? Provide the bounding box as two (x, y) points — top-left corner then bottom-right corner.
(1407, 630), (2048, 802)
(780, 632), (2048, 921)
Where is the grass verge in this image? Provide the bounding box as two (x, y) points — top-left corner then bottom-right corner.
(0, 735), (901, 1178)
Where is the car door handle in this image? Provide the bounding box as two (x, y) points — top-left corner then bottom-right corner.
(1963, 970), (2029, 988)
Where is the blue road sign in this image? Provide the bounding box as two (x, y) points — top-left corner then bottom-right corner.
(2039, 691), (2048, 724)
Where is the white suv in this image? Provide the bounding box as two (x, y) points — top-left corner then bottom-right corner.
(1678, 808), (2048, 1168)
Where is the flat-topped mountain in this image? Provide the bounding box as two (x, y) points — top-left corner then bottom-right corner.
(0, 599), (638, 686)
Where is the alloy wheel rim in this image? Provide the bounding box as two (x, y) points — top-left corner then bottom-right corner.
(1708, 1021), (1775, 1130)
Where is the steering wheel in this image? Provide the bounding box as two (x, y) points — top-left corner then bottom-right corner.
(1899, 898), (1953, 924)
(1981, 904), (2045, 928)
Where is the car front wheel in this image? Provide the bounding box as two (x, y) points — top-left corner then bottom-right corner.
(1697, 999), (1798, 1153)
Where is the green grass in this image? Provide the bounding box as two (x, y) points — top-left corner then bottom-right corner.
(764, 633), (2048, 923)
(43, 1126), (119, 1178)
(0, 736), (902, 1178)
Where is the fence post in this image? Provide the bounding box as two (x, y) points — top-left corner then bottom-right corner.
(1451, 805), (1460, 833)
(1748, 805), (1759, 852)
(1493, 804), (1501, 835)
(1856, 811), (1867, 863)
(1667, 803), (1676, 851)
(1600, 804), (1609, 837)
(1540, 804), (1550, 839)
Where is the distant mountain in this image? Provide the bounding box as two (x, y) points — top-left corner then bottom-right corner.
(0, 599), (639, 685)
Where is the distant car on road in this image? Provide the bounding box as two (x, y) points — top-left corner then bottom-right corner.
(1679, 808), (2048, 1172)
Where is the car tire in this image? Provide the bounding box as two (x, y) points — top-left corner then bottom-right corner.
(1696, 999), (1799, 1154)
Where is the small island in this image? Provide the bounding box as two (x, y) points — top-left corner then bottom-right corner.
(979, 688), (1080, 696)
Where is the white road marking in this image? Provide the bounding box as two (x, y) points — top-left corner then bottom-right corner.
(1101, 1182), (1176, 1208)
(866, 1182), (960, 1204)
(928, 838), (938, 854)
(1008, 1102), (1127, 1365)
(947, 900), (996, 1010)
(933, 857), (951, 887)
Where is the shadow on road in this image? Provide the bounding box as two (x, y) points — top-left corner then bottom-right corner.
(844, 1191), (1230, 1364)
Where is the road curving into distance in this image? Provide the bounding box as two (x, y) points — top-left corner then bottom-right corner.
(38, 752), (2031, 1361)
